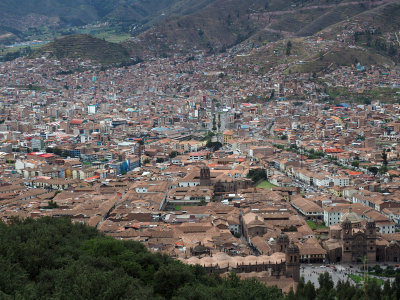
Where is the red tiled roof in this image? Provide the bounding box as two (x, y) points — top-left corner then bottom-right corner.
(85, 175), (100, 182)
(346, 170), (363, 176)
(324, 148), (344, 153)
(37, 154), (55, 158)
(70, 119), (84, 125)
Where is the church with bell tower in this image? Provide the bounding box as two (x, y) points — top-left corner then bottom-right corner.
(321, 207), (400, 264)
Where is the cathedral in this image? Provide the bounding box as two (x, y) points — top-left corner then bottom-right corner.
(323, 209), (400, 263)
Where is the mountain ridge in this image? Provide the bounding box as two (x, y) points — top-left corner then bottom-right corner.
(3, 0), (400, 73)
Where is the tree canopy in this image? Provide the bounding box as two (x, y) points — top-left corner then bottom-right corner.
(247, 168), (268, 183)
(3, 217), (400, 299)
(0, 217), (283, 299)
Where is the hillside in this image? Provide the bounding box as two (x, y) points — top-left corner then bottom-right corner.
(321, 1), (400, 38)
(0, 0), (394, 45)
(2, 0), (400, 71)
(0, 0), (216, 32)
(0, 217), (284, 299)
(32, 34), (132, 64)
(125, 0), (397, 56)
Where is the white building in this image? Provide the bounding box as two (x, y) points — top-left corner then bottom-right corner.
(323, 206), (344, 226)
(88, 105), (97, 114)
(377, 222), (395, 234)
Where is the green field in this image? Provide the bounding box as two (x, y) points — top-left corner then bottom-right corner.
(80, 26), (132, 43)
(1, 43), (43, 54)
(306, 220), (327, 230)
(349, 274), (384, 286)
(256, 181), (277, 189)
(92, 32), (131, 43)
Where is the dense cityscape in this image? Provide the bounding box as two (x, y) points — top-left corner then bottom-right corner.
(2, 0), (400, 299)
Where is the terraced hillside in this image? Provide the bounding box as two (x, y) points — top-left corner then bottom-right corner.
(33, 34), (131, 65)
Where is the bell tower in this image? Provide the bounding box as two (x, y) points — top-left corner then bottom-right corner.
(277, 233), (290, 253)
(285, 241), (300, 282)
(200, 166), (211, 186)
(341, 218), (352, 263)
(366, 220), (377, 263)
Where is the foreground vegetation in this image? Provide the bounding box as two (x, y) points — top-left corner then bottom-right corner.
(289, 272), (400, 300)
(0, 217), (283, 299)
(2, 217), (400, 299)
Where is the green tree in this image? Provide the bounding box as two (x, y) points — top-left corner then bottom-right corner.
(247, 169), (268, 183)
(169, 151), (179, 158)
(44, 200), (58, 209)
(154, 263), (196, 299)
(286, 40), (292, 56)
(53, 148), (62, 155)
(212, 114), (217, 131)
(368, 166), (379, 175)
(206, 141), (222, 151)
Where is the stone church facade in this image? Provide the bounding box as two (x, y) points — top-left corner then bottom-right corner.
(324, 210), (400, 263)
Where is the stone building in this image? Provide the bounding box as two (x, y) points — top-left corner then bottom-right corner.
(181, 241), (300, 283)
(242, 213), (268, 241)
(323, 209), (400, 263)
(191, 165), (251, 194)
(376, 239), (400, 262)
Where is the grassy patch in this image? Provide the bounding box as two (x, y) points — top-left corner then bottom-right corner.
(256, 180), (277, 189)
(93, 32), (131, 43)
(0, 43), (43, 55)
(306, 220), (327, 230)
(349, 274), (384, 286)
(174, 206), (181, 211)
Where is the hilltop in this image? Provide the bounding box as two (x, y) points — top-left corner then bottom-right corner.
(32, 34), (132, 65)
